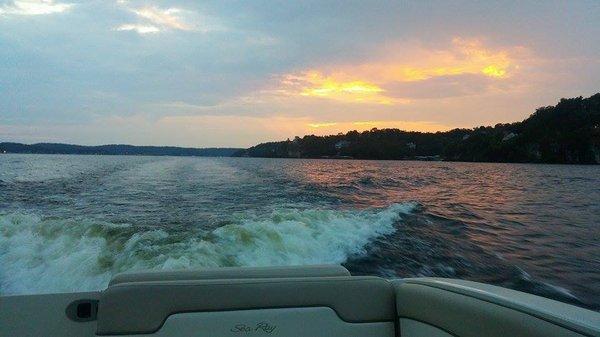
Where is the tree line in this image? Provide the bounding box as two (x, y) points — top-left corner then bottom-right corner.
(0, 143), (241, 157)
(235, 93), (600, 164)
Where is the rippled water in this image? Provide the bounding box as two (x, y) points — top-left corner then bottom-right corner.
(0, 154), (598, 310)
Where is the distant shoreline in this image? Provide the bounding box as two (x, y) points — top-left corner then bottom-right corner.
(235, 94), (600, 165)
(0, 142), (242, 157)
(0, 152), (237, 158)
(3, 94), (599, 164)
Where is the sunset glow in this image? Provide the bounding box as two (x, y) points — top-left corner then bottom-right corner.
(378, 38), (515, 82)
(482, 65), (508, 78)
(1, 1), (599, 147)
(276, 38), (517, 106)
(305, 120), (452, 134)
(282, 71), (394, 105)
(308, 122), (338, 128)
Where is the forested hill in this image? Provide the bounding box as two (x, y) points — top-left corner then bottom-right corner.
(0, 143), (241, 157)
(235, 94), (600, 164)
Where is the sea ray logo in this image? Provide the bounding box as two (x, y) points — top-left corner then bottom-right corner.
(230, 322), (277, 334)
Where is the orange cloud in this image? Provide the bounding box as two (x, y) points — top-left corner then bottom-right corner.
(277, 38), (523, 105)
(280, 71), (398, 105)
(360, 37), (515, 81)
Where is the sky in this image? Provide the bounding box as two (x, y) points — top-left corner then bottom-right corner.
(1, 0), (599, 147)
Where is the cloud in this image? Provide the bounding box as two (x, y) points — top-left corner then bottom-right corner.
(366, 37), (517, 82)
(275, 71), (402, 105)
(383, 74), (496, 100)
(131, 6), (190, 31)
(275, 38), (528, 104)
(0, 0), (71, 16)
(114, 4), (222, 35)
(1, 2), (598, 147)
(114, 23), (159, 34)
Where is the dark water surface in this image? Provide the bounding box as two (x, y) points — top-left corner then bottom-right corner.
(0, 154), (598, 310)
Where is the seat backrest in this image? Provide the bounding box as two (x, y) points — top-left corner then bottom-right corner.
(97, 275), (397, 336)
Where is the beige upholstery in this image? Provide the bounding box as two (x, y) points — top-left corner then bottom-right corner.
(96, 276), (396, 335)
(119, 307), (395, 337)
(393, 279), (600, 337)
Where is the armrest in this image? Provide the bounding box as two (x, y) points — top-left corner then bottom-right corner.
(393, 278), (599, 337)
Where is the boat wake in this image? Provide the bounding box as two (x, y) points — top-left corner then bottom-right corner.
(0, 203), (416, 294)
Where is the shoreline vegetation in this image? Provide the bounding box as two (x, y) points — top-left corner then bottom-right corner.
(0, 143), (241, 157)
(1, 94), (599, 164)
(234, 94), (600, 164)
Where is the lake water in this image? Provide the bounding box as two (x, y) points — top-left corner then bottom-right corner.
(0, 154), (598, 310)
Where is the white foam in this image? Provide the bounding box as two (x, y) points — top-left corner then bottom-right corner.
(0, 203), (416, 294)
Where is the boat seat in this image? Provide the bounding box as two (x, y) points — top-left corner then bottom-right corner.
(97, 274), (396, 336)
(2, 266), (599, 337)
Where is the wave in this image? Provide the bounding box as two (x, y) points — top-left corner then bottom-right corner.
(0, 203), (416, 295)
